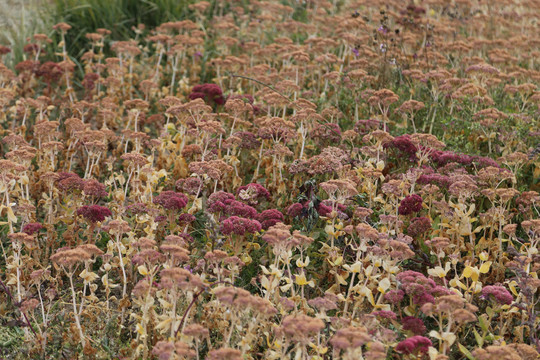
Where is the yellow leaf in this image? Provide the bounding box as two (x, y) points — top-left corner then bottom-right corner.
(462, 266), (473, 278)
(508, 281), (519, 297)
(138, 265), (149, 276)
(378, 277), (391, 293)
(295, 274), (309, 286)
(155, 318), (172, 332)
(479, 261), (491, 274)
(7, 207), (17, 223)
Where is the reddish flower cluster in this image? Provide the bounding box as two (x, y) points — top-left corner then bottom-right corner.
(396, 270), (452, 305)
(417, 173), (452, 188)
(430, 150), (499, 169)
(55, 172), (85, 192)
(385, 135), (418, 161)
(236, 183), (270, 205)
(77, 205), (112, 223)
(153, 191), (188, 211)
(22, 222), (43, 235)
(395, 336), (432, 355)
(286, 202), (305, 218)
(407, 217), (431, 238)
(220, 216), (262, 236)
(402, 316), (426, 335)
(256, 209), (284, 230)
(481, 285), (513, 305)
(208, 194), (257, 219)
(398, 195), (423, 216)
(189, 83), (226, 107)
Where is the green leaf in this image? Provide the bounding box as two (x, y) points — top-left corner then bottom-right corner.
(478, 314), (489, 332)
(458, 343), (475, 360)
(473, 329), (484, 347)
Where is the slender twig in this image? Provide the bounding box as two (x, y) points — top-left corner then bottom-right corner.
(174, 280), (232, 337)
(0, 278), (38, 338)
(229, 73), (291, 101)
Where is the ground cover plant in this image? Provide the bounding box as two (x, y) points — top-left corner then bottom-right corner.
(0, 0), (539, 358)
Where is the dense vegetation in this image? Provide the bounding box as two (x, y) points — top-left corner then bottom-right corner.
(0, 0), (539, 359)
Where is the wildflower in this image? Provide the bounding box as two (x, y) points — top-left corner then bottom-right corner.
(330, 326), (371, 351)
(407, 216), (431, 237)
(236, 183), (270, 205)
(286, 202), (304, 218)
(385, 135), (418, 161)
(276, 314), (325, 344)
(372, 310), (397, 320)
(77, 205), (112, 223)
(153, 191), (188, 211)
(481, 285), (513, 305)
(257, 209), (284, 229)
(402, 316), (426, 335)
(207, 348), (242, 360)
(189, 83), (226, 107)
(183, 324), (209, 339)
(398, 194), (423, 215)
(83, 179), (108, 198)
(220, 216), (261, 236)
(384, 289), (404, 305)
(395, 336), (432, 355)
(22, 222), (43, 235)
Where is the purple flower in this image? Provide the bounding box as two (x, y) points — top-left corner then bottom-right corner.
(407, 217), (431, 237)
(352, 48), (359, 57)
(178, 213), (196, 225)
(395, 336), (432, 355)
(417, 173), (452, 188)
(126, 203), (149, 216)
(83, 179), (108, 198)
(372, 310), (397, 320)
(399, 195), (423, 216)
(396, 270), (437, 305)
(384, 289), (404, 305)
(207, 191), (236, 213)
(385, 135), (418, 161)
(287, 203), (304, 218)
(77, 205), (112, 223)
(402, 316), (426, 335)
(236, 183), (271, 205)
(220, 216), (262, 236)
(22, 222), (43, 235)
(153, 191), (188, 211)
(189, 83), (225, 106)
(481, 285), (513, 305)
(55, 172), (85, 192)
(257, 209), (284, 230)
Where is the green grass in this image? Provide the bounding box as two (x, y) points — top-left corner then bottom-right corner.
(53, 0), (198, 58)
(0, 1), (54, 68)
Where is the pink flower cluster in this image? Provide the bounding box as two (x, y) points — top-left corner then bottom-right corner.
(220, 216), (262, 236)
(189, 83), (226, 106)
(395, 335), (432, 355)
(396, 270), (452, 305)
(153, 191), (188, 211)
(407, 216), (431, 238)
(256, 209), (284, 230)
(481, 285), (513, 305)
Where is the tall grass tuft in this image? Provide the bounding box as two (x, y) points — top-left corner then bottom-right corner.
(53, 0), (197, 58)
(0, 1), (54, 67)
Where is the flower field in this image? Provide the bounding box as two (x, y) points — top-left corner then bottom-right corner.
(0, 0), (539, 359)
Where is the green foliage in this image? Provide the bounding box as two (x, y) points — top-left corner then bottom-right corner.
(52, 0), (197, 58)
(0, 1), (54, 67)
